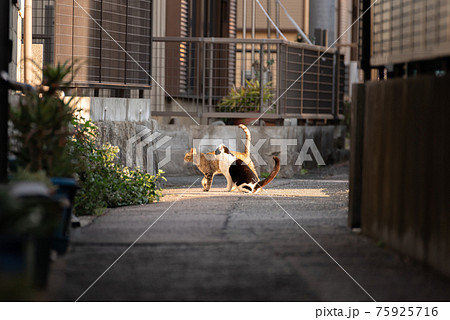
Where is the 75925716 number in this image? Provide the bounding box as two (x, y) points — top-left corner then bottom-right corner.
(376, 307), (438, 317)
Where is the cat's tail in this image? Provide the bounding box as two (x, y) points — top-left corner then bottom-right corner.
(238, 124), (251, 158)
(254, 156), (280, 192)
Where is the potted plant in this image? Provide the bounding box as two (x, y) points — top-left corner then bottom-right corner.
(217, 79), (274, 125)
(9, 62), (78, 256)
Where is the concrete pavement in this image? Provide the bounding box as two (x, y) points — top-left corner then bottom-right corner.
(47, 165), (450, 301)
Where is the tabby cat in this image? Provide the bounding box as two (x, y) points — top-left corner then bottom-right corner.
(184, 124), (256, 191)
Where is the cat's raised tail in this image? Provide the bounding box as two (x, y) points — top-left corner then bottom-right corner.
(254, 156), (280, 192)
(238, 124), (251, 158)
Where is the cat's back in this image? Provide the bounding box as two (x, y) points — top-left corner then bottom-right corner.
(201, 151), (220, 172)
(229, 159), (258, 185)
(232, 151), (256, 174)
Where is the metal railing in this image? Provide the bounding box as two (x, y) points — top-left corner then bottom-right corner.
(151, 37), (345, 122)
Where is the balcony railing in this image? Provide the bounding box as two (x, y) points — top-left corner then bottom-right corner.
(151, 37), (345, 123)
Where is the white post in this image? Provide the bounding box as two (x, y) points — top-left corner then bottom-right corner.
(24, 0), (32, 84)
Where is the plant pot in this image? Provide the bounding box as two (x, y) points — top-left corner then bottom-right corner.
(233, 118), (277, 126)
(0, 234), (32, 300)
(50, 177), (79, 255)
(233, 118), (259, 126)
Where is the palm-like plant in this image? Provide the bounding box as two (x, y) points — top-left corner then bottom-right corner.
(9, 62), (75, 176)
(218, 79), (273, 112)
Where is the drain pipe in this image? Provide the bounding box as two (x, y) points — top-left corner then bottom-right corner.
(24, 0), (33, 84)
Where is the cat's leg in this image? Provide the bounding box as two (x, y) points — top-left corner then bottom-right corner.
(204, 174), (213, 191)
(201, 176), (208, 191)
(225, 175), (233, 192)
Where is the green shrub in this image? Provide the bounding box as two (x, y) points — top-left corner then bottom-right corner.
(217, 79), (273, 112)
(71, 117), (165, 216)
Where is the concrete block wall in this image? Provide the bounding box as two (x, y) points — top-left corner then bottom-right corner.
(77, 97), (152, 122)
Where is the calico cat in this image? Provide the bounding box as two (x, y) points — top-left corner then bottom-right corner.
(184, 124), (256, 191)
(214, 144), (280, 193)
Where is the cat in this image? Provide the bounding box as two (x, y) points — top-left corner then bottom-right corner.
(184, 124), (256, 191)
(214, 144), (280, 193)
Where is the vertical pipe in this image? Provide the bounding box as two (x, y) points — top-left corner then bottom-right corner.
(24, 0), (33, 84)
(251, 0), (255, 40)
(303, 0), (309, 36)
(243, 0), (247, 40)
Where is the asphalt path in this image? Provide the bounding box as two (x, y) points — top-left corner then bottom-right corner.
(47, 169), (450, 301)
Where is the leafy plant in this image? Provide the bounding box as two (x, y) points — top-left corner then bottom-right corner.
(71, 116), (165, 216)
(9, 62), (76, 177)
(218, 79), (273, 112)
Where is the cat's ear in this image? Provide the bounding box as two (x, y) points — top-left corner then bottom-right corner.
(192, 148), (197, 155)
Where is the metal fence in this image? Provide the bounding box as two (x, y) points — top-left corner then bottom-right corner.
(151, 37), (345, 123)
(371, 0), (450, 66)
